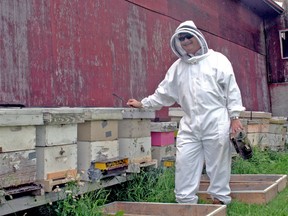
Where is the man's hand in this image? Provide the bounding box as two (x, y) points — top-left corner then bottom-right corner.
(230, 119), (243, 137)
(127, 99), (143, 108)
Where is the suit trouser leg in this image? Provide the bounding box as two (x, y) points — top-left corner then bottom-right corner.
(203, 137), (232, 204)
(175, 141), (204, 203)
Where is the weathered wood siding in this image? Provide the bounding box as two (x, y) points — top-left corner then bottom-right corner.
(0, 0), (273, 118)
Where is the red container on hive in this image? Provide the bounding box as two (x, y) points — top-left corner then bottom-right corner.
(151, 131), (175, 147)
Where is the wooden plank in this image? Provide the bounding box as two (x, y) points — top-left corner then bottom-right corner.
(269, 117), (287, 124)
(40, 177), (77, 192)
(103, 202), (226, 216)
(82, 108), (123, 120)
(168, 109), (273, 120)
(46, 169), (77, 180)
(43, 112), (85, 125)
(201, 174), (287, 193)
(120, 108), (155, 119)
(150, 122), (177, 132)
(0, 113), (43, 126)
(240, 111), (272, 119)
(198, 181), (279, 204)
(0, 150), (37, 188)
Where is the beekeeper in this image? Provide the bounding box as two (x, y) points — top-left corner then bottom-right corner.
(127, 20), (245, 205)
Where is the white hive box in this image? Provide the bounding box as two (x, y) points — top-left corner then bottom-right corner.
(247, 132), (285, 151)
(168, 107), (184, 125)
(36, 124), (77, 146)
(36, 144), (77, 180)
(77, 140), (119, 181)
(0, 108), (42, 188)
(119, 137), (152, 164)
(33, 108), (84, 188)
(118, 119), (151, 138)
(0, 108), (43, 152)
(118, 108), (155, 164)
(0, 126), (36, 152)
(151, 144), (176, 165)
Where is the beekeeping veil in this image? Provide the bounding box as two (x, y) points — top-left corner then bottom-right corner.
(170, 20), (210, 64)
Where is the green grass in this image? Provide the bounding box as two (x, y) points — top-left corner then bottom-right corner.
(50, 147), (287, 216)
(53, 183), (109, 216)
(226, 187), (288, 216)
(231, 147), (288, 174)
(106, 147), (288, 216)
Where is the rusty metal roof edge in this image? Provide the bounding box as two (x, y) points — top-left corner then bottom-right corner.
(263, 0), (285, 14)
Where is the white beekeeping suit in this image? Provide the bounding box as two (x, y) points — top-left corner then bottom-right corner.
(141, 20), (245, 204)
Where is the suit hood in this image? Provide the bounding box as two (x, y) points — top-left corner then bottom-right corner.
(170, 20), (210, 64)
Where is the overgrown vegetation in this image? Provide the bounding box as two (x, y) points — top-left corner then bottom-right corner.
(53, 187), (108, 216)
(23, 147), (287, 216)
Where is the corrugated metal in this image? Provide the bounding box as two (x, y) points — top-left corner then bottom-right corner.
(0, 0), (281, 117)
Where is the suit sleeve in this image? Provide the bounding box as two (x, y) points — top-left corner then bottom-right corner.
(141, 62), (179, 110)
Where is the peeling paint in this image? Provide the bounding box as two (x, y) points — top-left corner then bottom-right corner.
(127, 5), (148, 99)
(0, 0), (283, 115)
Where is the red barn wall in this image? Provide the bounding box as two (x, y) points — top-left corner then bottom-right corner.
(0, 0), (272, 118)
(266, 2), (288, 116)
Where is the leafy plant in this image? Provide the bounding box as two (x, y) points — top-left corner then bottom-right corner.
(53, 181), (109, 216)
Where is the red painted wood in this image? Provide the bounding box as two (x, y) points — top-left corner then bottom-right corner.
(0, 0), (282, 118)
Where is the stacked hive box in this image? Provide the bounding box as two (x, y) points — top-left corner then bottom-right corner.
(77, 108), (123, 181)
(150, 122), (177, 167)
(285, 122), (288, 148)
(240, 112), (287, 151)
(0, 109), (43, 189)
(35, 108), (84, 192)
(169, 108), (287, 151)
(118, 108), (156, 172)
